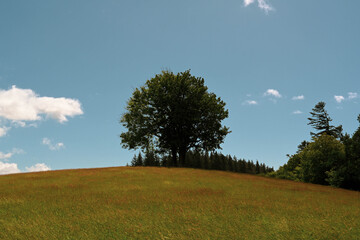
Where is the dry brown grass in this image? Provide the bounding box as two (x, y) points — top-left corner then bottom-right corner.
(0, 167), (359, 239)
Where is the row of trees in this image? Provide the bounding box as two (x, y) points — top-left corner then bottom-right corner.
(270, 102), (360, 190)
(120, 70), (358, 190)
(131, 150), (274, 175)
(121, 70), (274, 176)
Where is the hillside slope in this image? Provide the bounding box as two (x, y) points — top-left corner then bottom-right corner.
(0, 167), (359, 239)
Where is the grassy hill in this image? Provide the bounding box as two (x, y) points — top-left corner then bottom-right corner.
(0, 167), (359, 239)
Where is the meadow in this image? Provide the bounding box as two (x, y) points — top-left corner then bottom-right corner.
(0, 167), (359, 239)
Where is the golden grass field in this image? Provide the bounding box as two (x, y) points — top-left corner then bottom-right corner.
(0, 167), (359, 239)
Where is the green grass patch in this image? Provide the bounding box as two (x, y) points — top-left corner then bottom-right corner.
(1, 167), (359, 239)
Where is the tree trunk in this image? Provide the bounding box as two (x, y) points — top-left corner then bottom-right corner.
(171, 147), (177, 167)
(179, 147), (187, 167)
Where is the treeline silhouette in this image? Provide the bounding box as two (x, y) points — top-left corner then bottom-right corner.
(270, 102), (360, 191)
(130, 150), (274, 175)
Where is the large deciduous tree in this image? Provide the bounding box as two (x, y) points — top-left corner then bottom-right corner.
(300, 134), (345, 185)
(120, 70), (230, 166)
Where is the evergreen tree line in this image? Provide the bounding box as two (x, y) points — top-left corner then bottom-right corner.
(130, 150), (274, 175)
(269, 102), (360, 190)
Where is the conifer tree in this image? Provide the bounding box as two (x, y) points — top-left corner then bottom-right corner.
(131, 154), (137, 166)
(255, 161), (260, 174)
(307, 102), (342, 138)
(136, 152), (143, 166)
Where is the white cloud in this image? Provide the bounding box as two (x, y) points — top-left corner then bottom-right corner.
(292, 95), (304, 100)
(293, 110), (303, 115)
(0, 160), (51, 175)
(0, 161), (21, 175)
(0, 148), (24, 160)
(0, 85), (83, 123)
(0, 126), (8, 137)
(348, 92), (358, 99)
(258, 0), (274, 13)
(244, 0), (274, 13)
(26, 163), (51, 172)
(0, 151), (12, 159)
(12, 121), (26, 127)
(244, 0), (255, 6)
(42, 138), (65, 151)
(264, 89), (281, 98)
(243, 100), (258, 105)
(334, 95), (345, 103)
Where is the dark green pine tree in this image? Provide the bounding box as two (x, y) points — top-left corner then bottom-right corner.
(130, 154), (137, 166)
(136, 152), (143, 166)
(131, 153), (144, 166)
(307, 102), (342, 138)
(228, 155), (235, 172)
(221, 154), (228, 171)
(239, 159), (246, 173)
(247, 160), (254, 174)
(144, 151), (155, 166)
(255, 161), (260, 174)
(260, 163), (266, 174)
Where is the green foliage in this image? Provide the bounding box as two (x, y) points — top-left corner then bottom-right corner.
(131, 153), (144, 166)
(270, 165), (301, 181)
(307, 102), (342, 138)
(326, 167), (345, 187)
(296, 140), (309, 153)
(273, 104), (360, 190)
(120, 70), (230, 166)
(130, 151), (274, 175)
(300, 134), (345, 185)
(143, 150), (160, 166)
(340, 120), (360, 190)
(272, 134), (346, 186)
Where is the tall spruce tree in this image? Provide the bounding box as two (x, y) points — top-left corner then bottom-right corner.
(307, 102), (342, 138)
(255, 161), (260, 174)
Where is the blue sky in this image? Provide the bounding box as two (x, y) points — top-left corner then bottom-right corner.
(0, 0), (359, 174)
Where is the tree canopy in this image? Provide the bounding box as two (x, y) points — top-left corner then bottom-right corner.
(271, 104), (360, 190)
(307, 101), (342, 138)
(300, 134), (345, 185)
(120, 70), (230, 166)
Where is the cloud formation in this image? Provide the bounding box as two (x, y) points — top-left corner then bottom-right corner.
(0, 148), (23, 160)
(244, 0), (274, 13)
(0, 127), (8, 137)
(0, 85), (83, 123)
(25, 163), (51, 172)
(292, 95), (305, 100)
(334, 92), (358, 104)
(334, 95), (345, 103)
(292, 110), (303, 115)
(348, 92), (358, 99)
(0, 151), (12, 159)
(42, 138), (65, 151)
(0, 161), (51, 175)
(244, 100), (258, 105)
(244, 0), (255, 6)
(0, 161), (21, 175)
(264, 89), (281, 98)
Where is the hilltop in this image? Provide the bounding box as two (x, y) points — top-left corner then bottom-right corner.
(0, 167), (359, 239)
